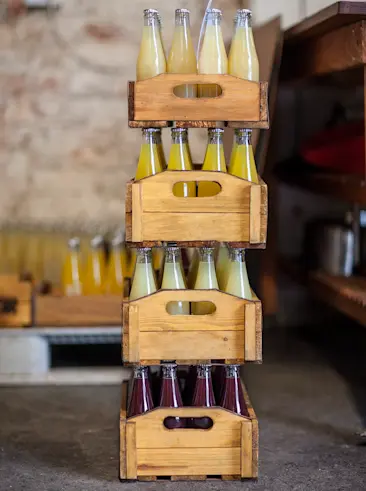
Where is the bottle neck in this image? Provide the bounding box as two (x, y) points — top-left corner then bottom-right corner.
(175, 10), (190, 28)
(199, 247), (216, 263)
(133, 366), (149, 379)
(225, 365), (241, 378)
(136, 248), (153, 265)
(165, 247), (182, 265)
(234, 10), (252, 29)
(206, 10), (222, 27)
(162, 364), (178, 379)
(235, 130), (252, 146)
(197, 365), (212, 379)
(231, 248), (246, 263)
(143, 10), (160, 28)
(142, 130), (159, 146)
(208, 130), (224, 145)
(171, 130), (188, 145)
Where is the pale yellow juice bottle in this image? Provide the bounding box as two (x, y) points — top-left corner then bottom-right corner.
(216, 244), (231, 290)
(135, 128), (164, 181)
(198, 128), (227, 197)
(104, 234), (124, 295)
(167, 8), (197, 98)
(228, 9), (259, 82)
(198, 8), (228, 98)
(83, 235), (106, 295)
(224, 248), (252, 300)
(129, 248), (157, 301)
(62, 237), (83, 296)
(192, 247), (219, 315)
(137, 9), (166, 81)
(168, 128), (196, 197)
(161, 246), (189, 315)
(229, 129), (258, 183)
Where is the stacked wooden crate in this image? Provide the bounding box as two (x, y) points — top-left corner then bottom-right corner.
(120, 73), (269, 481)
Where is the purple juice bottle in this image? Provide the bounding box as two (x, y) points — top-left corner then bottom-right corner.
(191, 364), (216, 429)
(159, 364), (186, 429)
(127, 366), (154, 418)
(220, 365), (249, 417)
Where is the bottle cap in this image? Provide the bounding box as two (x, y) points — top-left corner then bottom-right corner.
(208, 128), (224, 135)
(176, 8), (190, 15)
(90, 235), (104, 248)
(111, 233), (124, 247)
(68, 237), (80, 250)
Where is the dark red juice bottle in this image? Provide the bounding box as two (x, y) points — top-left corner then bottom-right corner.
(220, 365), (249, 417)
(159, 364), (186, 429)
(127, 366), (154, 418)
(191, 365), (216, 429)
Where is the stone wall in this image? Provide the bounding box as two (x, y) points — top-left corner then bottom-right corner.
(0, 0), (244, 233)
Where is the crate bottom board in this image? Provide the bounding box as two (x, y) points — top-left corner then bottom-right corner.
(124, 359), (252, 366)
(122, 474), (255, 482)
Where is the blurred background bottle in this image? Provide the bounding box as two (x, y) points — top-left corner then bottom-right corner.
(83, 235), (106, 295)
(62, 237), (83, 296)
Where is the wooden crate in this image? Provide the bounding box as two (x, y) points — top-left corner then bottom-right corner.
(120, 380), (258, 481)
(35, 294), (123, 326)
(128, 74), (268, 128)
(0, 275), (32, 327)
(122, 289), (262, 365)
(125, 171), (268, 246)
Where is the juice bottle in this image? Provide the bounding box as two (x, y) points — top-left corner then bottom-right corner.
(135, 128), (164, 181)
(62, 237), (83, 296)
(167, 8), (197, 98)
(220, 365), (249, 416)
(154, 129), (167, 169)
(168, 128), (196, 197)
(224, 248), (252, 300)
(159, 363), (186, 429)
(192, 247), (219, 315)
(104, 234), (124, 294)
(83, 235), (106, 295)
(198, 129), (227, 197)
(228, 9), (259, 82)
(229, 129), (258, 183)
(136, 9), (166, 81)
(161, 246), (189, 315)
(198, 8), (228, 98)
(191, 364), (216, 429)
(129, 247), (157, 301)
(215, 244), (231, 290)
(127, 366), (154, 418)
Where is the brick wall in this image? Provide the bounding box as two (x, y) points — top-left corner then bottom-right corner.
(0, 0), (244, 233)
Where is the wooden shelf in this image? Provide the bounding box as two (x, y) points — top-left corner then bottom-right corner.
(277, 168), (366, 204)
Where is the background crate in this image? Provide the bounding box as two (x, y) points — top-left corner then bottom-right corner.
(122, 289), (262, 365)
(128, 74), (268, 128)
(0, 275), (32, 327)
(125, 171), (268, 246)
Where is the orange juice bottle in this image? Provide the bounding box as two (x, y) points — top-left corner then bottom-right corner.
(229, 9), (259, 82)
(104, 234), (124, 294)
(62, 237), (83, 296)
(83, 235), (106, 295)
(167, 9), (197, 98)
(192, 247), (219, 315)
(129, 247), (157, 301)
(168, 128), (196, 197)
(135, 128), (164, 180)
(198, 128), (227, 197)
(137, 9), (166, 81)
(224, 248), (252, 300)
(229, 129), (258, 183)
(198, 8), (228, 97)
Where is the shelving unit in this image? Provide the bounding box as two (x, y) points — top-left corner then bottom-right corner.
(120, 72), (269, 481)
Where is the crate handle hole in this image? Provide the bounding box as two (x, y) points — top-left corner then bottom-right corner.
(173, 84), (223, 98)
(190, 301), (216, 315)
(172, 182), (222, 197)
(163, 416), (214, 430)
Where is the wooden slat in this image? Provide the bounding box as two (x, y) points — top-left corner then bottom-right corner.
(131, 184), (143, 243)
(241, 422), (253, 478)
(120, 419), (127, 479)
(250, 185), (261, 243)
(0, 275), (32, 301)
(35, 295), (122, 326)
(244, 302), (256, 361)
(251, 419), (259, 479)
(126, 423), (137, 480)
(128, 305), (139, 363)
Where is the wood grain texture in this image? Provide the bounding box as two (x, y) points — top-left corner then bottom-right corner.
(129, 75), (268, 124)
(126, 423), (137, 479)
(241, 422), (253, 478)
(35, 295), (122, 326)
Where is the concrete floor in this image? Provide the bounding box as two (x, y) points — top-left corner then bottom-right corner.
(0, 324), (366, 490)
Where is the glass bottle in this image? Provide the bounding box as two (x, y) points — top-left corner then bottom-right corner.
(159, 364), (186, 429)
(129, 247), (157, 301)
(228, 9), (259, 82)
(198, 8), (228, 98)
(224, 248), (252, 300)
(135, 128), (164, 181)
(83, 235), (106, 295)
(220, 365), (249, 416)
(168, 8), (197, 98)
(229, 129), (258, 183)
(127, 366), (154, 418)
(62, 237), (83, 296)
(104, 234), (124, 294)
(192, 247), (219, 315)
(161, 246), (189, 315)
(136, 9), (167, 81)
(198, 129), (227, 197)
(191, 364), (216, 429)
(215, 244), (231, 290)
(154, 128), (167, 169)
(168, 128), (196, 197)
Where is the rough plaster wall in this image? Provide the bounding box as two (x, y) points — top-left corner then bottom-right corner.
(0, 0), (244, 233)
